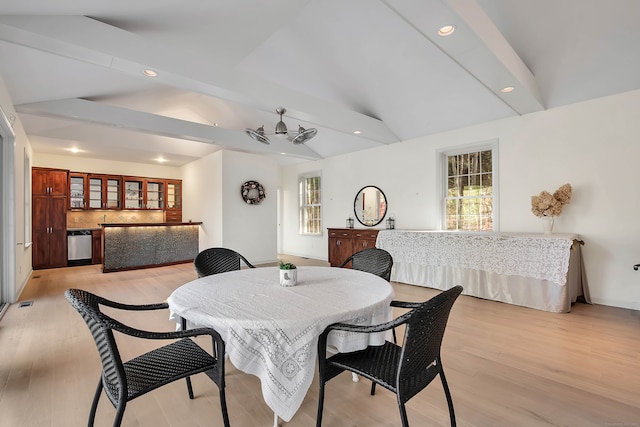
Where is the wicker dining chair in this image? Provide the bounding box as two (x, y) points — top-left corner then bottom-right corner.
(339, 247), (393, 282)
(316, 285), (463, 427)
(64, 288), (230, 427)
(194, 247), (256, 278)
(340, 247), (396, 346)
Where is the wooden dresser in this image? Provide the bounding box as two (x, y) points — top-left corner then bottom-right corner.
(327, 228), (380, 267)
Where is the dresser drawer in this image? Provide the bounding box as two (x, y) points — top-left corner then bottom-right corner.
(353, 230), (379, 240)
(328, 228), (353, 238)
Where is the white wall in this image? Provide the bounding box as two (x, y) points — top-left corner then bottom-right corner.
(0, 75), (32, 301)
(182, 150), (279, 265)
(280, 90), (640, 311)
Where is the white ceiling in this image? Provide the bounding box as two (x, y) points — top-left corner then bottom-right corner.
(0, 0), (639, 166)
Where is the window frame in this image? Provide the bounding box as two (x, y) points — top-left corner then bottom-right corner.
(24, 148), (32, 248)
(437, 140), (499, 232)
(298, 172), (322, 236)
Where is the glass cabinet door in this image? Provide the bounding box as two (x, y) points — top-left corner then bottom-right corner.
(166, 181), (181, 209)
(106, 178), (121, 209)
(146, 181), (164, 209)
(69, 175), (86, 209)
(89, 177), (104, 209)
(125, 180), (144, 209)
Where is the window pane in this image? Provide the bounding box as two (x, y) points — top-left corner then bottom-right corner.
(447, 156), (456, 176)
(447, 177), (460, 196)
(300, 175), (321, 235)
(444, 147), (494, 231)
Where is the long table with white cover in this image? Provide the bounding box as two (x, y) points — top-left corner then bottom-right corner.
(167, 266), (394, 423)
(376, 230), (590, 312)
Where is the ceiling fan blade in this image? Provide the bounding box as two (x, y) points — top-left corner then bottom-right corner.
(245, 127), (270, 144)
(291, 127), (318, 144)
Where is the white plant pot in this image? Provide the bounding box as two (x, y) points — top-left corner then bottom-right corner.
(280, 268), (297, 287)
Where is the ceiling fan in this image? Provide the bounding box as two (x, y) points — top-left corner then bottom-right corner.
(245, 107), (318, 145)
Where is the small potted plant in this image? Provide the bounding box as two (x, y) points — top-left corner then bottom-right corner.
(279, 260), (297, 287)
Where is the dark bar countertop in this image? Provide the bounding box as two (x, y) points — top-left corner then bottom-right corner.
(101, 222), (202, 227)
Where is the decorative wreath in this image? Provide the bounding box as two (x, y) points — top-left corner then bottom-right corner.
(241, 180), (266, 205)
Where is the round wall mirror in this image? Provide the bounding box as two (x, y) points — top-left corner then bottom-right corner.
(354, 186), (387, 227)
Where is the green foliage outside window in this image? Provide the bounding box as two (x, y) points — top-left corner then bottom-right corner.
(445, 150), (493, 231)
(300, 175), (321, 234)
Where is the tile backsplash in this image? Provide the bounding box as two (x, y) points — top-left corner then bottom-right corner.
(67, 210), (164, 229)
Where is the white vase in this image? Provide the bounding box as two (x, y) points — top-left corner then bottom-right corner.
(280, 268), (297, 287)
(541, 216), (554, 234)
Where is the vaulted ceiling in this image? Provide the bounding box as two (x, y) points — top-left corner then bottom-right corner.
(1, 0), (639, 166)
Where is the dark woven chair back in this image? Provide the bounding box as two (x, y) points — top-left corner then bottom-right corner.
(65, 288), (126, 403)
(398, 285), (463, 399)
(194, 247), (255, 278)
(341, 248), (393, 281)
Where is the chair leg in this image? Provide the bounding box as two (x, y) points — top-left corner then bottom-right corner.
(398, 402), (410, 427)
(316, 381), (326, 427)
(88, 379), (103, 427)
(439, 370), (457, 427)
(219, 387), (231, 427)
(185, 376), (195, 399)
(113, 401), (126, 427)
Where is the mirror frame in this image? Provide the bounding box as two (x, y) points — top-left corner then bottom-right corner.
(354, 185), (387, 227)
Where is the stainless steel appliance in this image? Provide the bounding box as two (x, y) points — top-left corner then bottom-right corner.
(67, 230), (92, 265)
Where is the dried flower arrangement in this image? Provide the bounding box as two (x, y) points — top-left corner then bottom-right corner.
(531, 183), (572, 217)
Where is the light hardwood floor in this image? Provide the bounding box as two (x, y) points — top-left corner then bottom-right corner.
(1, 256), (639, 426)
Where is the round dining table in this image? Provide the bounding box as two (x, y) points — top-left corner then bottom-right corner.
(167, 266), (394, 424)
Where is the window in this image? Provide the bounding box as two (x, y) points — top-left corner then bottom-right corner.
(440, 142), (497, 231)
(24, 148), (32, 247)
(299, 173), (321, 235)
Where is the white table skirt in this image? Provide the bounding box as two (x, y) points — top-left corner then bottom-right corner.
(167, 266), (394, 422)
(377, 231), (590, 312)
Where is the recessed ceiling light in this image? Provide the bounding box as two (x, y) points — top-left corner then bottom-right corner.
(501, 86), (515, 93)
(66, 147), (83, 154)
(154, 157), (168, 163)
(438, 25), (456, 36)
(143, 69), (158, 77)
(353, 130), (361, 135)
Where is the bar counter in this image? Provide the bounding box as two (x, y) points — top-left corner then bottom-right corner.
(102, 222), (202, 273)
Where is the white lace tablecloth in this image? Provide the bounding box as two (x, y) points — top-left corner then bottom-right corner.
(376, 231), (589, 312)
(167, 266), (394, 422)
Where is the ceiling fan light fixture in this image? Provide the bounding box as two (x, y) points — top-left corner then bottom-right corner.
(274, 120), (288, 137)
(274, 107), (288, 137)
(246, 107), (318, 144)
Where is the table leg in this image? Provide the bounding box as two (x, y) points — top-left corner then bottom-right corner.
(273, 412), (279, 427)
